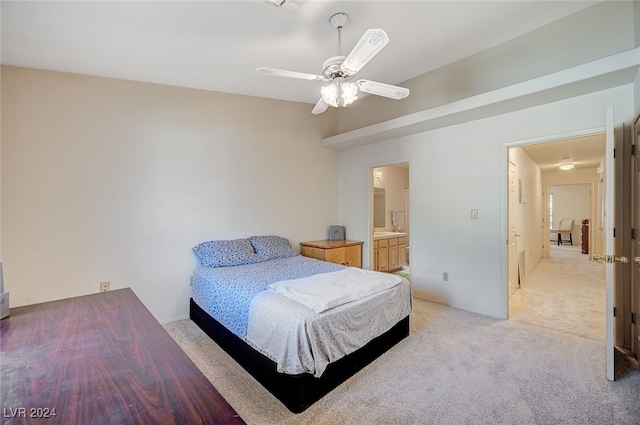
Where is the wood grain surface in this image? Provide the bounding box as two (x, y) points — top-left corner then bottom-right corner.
(299, 240), (364, 249)
(1, 288), (245, 425)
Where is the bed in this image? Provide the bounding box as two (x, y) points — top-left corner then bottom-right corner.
(189, 236), (412, 413)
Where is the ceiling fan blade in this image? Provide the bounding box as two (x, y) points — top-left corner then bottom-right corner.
(356, 80), (410, 100)
(311, 98), (329, 114)
(262, 0), (307, 14)
(256, 67), (325, 81)
(341, 29), (389, 75)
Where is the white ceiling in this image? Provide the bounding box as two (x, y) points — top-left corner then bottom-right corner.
(520, 134), (605, 172)
(1, 1), (612, 165)
(1, 0), (602, 106)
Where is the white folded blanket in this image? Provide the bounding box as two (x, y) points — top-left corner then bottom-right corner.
(268, 267), (403, 313)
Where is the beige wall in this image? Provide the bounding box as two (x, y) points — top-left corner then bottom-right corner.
(1, 66), (338, 322)
(549, 184), (591, 241)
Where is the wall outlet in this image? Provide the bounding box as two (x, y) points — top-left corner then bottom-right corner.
(442, 272), (449, 282)
(471, 209), (478, 219)
(100, 281), (110, 292)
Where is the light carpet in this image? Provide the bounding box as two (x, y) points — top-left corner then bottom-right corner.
(165, 246), (640, 424)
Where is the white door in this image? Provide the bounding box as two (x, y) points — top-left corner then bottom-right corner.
(597, 107), (628, 381)
(633, 116), (640, 360)
(508, 161), (518, 298)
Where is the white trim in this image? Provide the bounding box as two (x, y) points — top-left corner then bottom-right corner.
(503, 126), (606, 147)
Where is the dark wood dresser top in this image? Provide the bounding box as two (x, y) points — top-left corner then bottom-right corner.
(0, 288), (245, 425)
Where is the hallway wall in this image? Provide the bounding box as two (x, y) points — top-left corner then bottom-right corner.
(508, 147), (542, 281)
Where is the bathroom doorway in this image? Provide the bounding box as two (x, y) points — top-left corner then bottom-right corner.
(371, 163), (410, 279)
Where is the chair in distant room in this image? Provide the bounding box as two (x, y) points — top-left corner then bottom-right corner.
(551, 219), (575, 246)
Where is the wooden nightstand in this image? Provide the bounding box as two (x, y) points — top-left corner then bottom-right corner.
(300, 240), (364, 268)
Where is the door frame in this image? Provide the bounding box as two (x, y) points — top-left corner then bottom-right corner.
(503, 117), (631, 381)
(500, 126), (606, 319)
(502, 126), (608, 319)
(632, 114), (640, 359)
(507, 160), (519, 299)
(368, 159), (412, 271)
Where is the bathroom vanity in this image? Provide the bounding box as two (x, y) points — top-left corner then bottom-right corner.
(373, 232), (407, 272)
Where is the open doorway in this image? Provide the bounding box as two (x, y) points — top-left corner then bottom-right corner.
(506, 133), (605, 324)
(506, 127), (638, 380)
(371, 163), (410, 280)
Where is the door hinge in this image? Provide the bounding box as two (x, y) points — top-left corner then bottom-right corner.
(613, 228), (616, 237)
(632, 228), (636, 240)
(632, 312), (637, 325)
(613, 307), (617, 317)
(632, 144), (636, 156)
(613, 148), (616, 159)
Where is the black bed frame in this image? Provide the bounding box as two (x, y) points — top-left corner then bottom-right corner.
(189, 298), (410, 413)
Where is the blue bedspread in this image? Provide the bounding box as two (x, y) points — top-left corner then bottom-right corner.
(192, 255), (345, 338)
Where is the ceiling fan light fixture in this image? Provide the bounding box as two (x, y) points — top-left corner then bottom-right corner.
(341, 82), (358, 105)
(321, 81), (358, 108)
(321, 83), (339, 107)
(559, 162), (575, 171)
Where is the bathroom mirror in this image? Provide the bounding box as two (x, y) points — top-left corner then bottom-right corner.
(374, 188), (385, 228)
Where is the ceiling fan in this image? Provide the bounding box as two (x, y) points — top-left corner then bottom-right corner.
(262, 0), (307, 14)
(257, 12), (410, 114)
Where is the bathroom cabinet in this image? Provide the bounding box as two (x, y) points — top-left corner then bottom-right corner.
(373, 234), (407, 272)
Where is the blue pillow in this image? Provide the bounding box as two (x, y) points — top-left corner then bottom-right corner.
(192, 239), (264, 268)
(249, 235), (298, 260)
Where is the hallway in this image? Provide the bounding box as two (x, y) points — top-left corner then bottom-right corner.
(509, 244), (605, 342)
